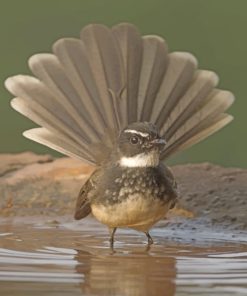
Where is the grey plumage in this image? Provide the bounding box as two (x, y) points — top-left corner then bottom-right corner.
(5, 23), (234, 165)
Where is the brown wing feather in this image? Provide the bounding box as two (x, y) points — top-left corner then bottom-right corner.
(161, 164), (178, 209)
(74, 169), (100, 220)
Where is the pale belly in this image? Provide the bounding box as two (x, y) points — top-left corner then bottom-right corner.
(91, 194), (171, 232)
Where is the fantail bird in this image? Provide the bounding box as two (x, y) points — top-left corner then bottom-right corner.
(5, 23), (234, 247)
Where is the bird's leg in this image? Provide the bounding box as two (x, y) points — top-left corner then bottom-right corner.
(145, 232), (153, 245)
(109, 227), (117, 248)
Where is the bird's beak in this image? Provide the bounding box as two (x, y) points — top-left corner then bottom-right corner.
(151, 138), (167, 147)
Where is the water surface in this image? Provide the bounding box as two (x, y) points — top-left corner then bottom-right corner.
(0, 217), (246, 296)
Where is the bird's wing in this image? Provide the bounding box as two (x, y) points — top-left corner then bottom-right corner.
(74, 169), (100, 220)
(5, 23), (234, 164)
(159, 164), (178, 207)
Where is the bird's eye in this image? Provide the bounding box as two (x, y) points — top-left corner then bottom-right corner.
(130, 135), (139, 145)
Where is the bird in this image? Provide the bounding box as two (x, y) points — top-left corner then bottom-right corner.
(5, 23), (235, 247)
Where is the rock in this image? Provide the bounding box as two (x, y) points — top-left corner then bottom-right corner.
(0, 152), (94, 217)
(173, 163), (247, 230)
(0, 152), (53, 177)
(0, 153), (246, 230)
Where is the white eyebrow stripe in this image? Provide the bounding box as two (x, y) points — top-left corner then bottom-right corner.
(124, 129), (149, 137)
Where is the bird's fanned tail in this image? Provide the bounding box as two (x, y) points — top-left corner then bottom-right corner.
(5, 23), (234, 165)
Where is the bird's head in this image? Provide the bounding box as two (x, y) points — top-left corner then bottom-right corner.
(117, 122), (166, 168)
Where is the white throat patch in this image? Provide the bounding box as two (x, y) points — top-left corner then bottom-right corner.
(119, 151), (159, 168)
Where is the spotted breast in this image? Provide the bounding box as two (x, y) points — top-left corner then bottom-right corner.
(91, 164), (177, 231)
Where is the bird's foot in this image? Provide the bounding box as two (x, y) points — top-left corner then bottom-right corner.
(145, 232), (154, 245)
(109, 227), (117, 249)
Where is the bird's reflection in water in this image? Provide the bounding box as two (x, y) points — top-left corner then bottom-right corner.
(74, 246), (176, 296)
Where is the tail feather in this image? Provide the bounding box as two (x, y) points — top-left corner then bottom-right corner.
(151, 52), (198, 128)
(112, 23), (143, 124)
(10, 96), (93, 156)
(138, 35), (168, 121)
(24, 128), (94, 164)
(52, 38), (107, 132)
(162, 70), (219, 139)
(161, 90), (234, 159)
(6, 75), (85, 139)
(80, 24), (125, 130)
(6, 76), (93, 148)
(28, 54), (100, 143)
(162, 113), (233, 159)
(5, 23), (235, 165)
(169, 89), (234, 143)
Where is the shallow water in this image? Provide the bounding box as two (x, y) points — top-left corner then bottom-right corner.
(0, 217), (246, 296)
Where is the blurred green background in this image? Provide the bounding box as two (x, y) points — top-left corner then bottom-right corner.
(0, 0), (246, 167)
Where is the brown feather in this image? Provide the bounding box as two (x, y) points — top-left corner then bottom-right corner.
(74, 169), (100, 220)
(5, 23), (235, 165)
